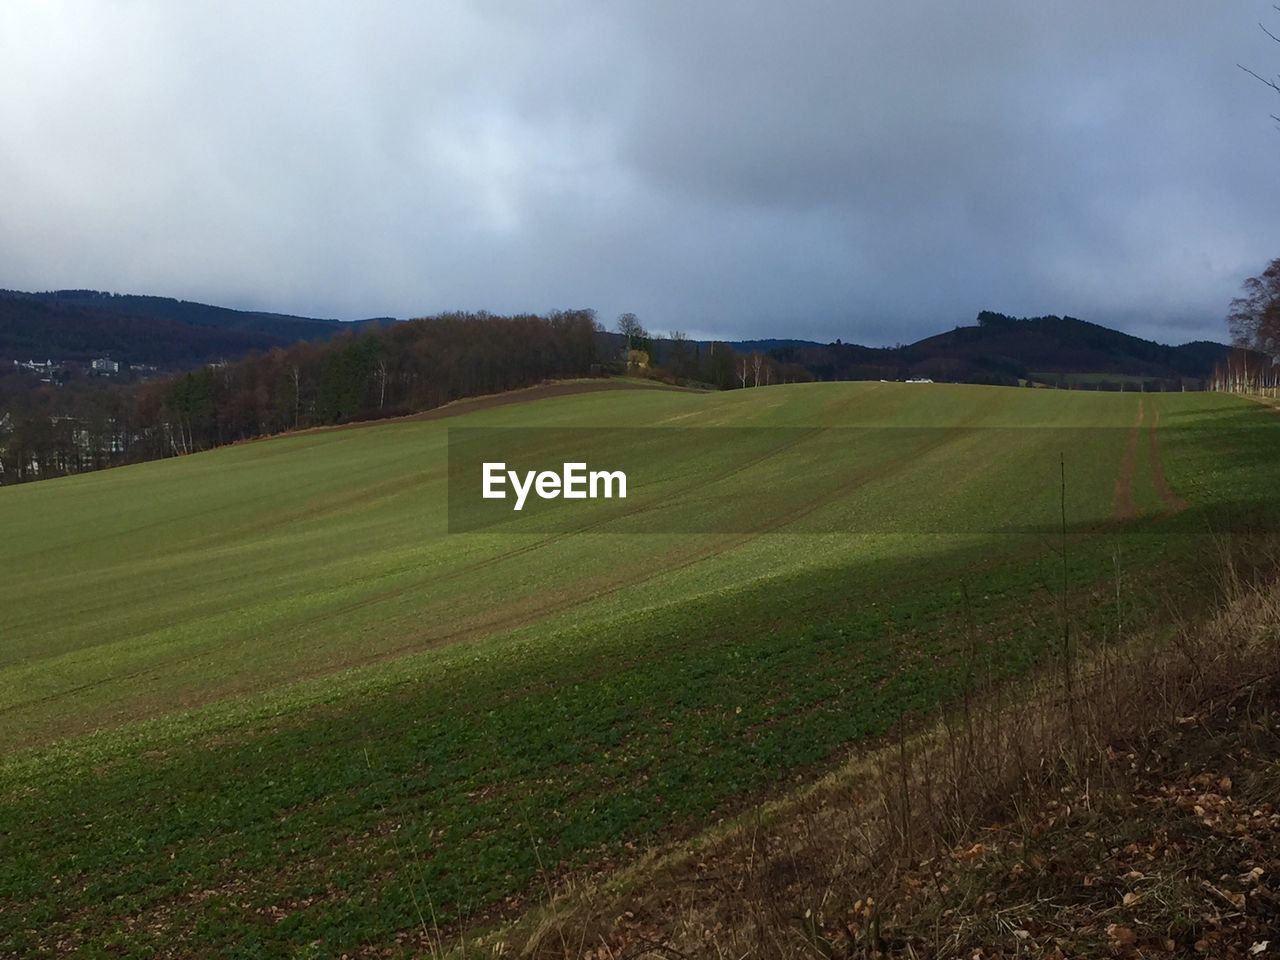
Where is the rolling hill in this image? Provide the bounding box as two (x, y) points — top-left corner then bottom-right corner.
(901, 311), (1237, 382)
(0, 289), (389, 367)
(749, 311), (1246, 385)
(604, 311), (1246, 386)
(1, 380), (1278, 956)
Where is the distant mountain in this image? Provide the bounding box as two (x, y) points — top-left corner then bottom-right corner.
(729, 312), (1243, 386)
(593, 310), (1246, 387)
(720, 338), (820, 353)
(902, 311), (1233, 381)
(0, 289), (390, 368)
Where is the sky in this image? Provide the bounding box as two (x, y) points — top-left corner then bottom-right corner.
(2, 2), (1280, 346)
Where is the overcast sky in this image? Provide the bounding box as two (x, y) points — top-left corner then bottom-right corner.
(2, 2), (1279, 345)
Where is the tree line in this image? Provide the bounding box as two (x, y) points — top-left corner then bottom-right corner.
(1220, 257), (1280, 395)
(1, 310), (596, 482)
(0, 310), (805, 484)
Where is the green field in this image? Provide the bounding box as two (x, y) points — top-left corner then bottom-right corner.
(2, 381), (1277, 957)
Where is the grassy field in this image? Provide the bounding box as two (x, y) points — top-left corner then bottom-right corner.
(1028, 371), (1156, 386)
(1, 380), (1277, 957)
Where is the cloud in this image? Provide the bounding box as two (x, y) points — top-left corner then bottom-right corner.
(1, 0), (1278, 344)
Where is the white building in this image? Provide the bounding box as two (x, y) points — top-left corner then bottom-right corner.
(14, 359), (55, 373)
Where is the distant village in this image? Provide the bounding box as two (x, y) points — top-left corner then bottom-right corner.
(10, 356), (159, 383)
(0, 356), (170, 482)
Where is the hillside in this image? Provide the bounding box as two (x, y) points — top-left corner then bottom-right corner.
(0, 295), (291, 366)
(2, 381), (1278, 956)
(756, 312), (1246, 386)
(904, 311), (1236, 381)
(0, 288), (388, 367)
(594, 311), (1243, 388)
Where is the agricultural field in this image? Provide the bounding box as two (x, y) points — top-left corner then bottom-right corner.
(1, 380), (1277, 957)
(1028, 371), (1154, 386)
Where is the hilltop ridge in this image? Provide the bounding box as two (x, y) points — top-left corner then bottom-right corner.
(736, 311), (1241, 385)
(0, 288), (388, 367)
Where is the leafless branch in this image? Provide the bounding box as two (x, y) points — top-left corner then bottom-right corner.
(1238, 62), (1280, 95)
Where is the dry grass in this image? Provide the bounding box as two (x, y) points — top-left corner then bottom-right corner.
(458, 538), (1280, 959)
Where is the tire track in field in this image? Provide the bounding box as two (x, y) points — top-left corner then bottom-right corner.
(7, 390), (715, 680)
(7, 420), (980, 734)
(0, 428), (838, 731)
(293, 400), (1001, 643)
(1111, 398), (1145, 523)
(375, 387), (1024, 661)
(363, 420), (995, 667)
(0, 389), (1016, 736)
(260, 426), (835, 633)
(42, 385), (1002, 676)
(6, 382), (669, 569)
(213, 425), (849, 666)
(421, 374), (999, 588)
(1147, 403), (1189, 515)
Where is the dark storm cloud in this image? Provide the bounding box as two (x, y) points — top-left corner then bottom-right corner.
(1, 1), (1278, 345)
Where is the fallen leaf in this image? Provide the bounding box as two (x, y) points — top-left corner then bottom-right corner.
(1108, 924), (1137, 949)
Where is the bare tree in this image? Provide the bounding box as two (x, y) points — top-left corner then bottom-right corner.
(1229, 258), (1280, 360)
(616, 313), (644, 351)
(1239, 7), (1280, 122)
(290, 364), (302, 426)
(667, 330), (691, 378)
(1212, 258), (1280, 393)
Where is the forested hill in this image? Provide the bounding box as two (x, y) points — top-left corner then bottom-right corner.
(725, 311), (1241, 386)
(0, 289), (389, 367)
(909, 311), (1230, 380)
